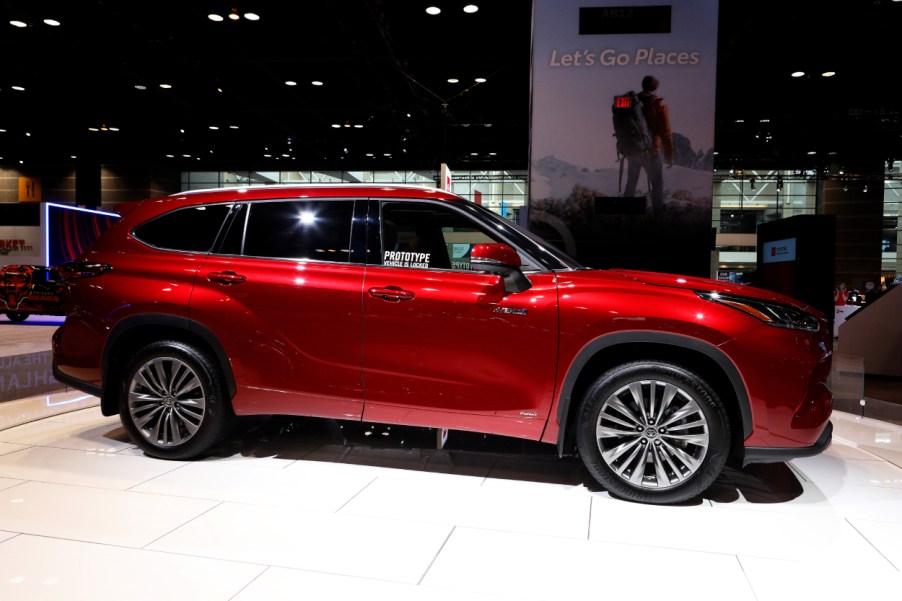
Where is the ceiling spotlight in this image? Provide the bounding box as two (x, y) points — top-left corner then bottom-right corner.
(208, 14), (224, 21)
(285, 80), (297, 86)
(11, 86), (25, 91)
(228, 9), (240, 21)
(791, 71), (805, 78)
(426, 6), (441, 15)
(447, 78), (459, 83)
(331, 124), (341, 129)
(464, 4), (479, 13)
(160, 83), (172, 89)
(311, 80), (323, 86)
(10, 20), (27, 28)
(821, 71), (835, 77)
(354, 124), (363, 128)
(244, 12), (260, 21)
(474, 77), (486, 83)
(43, 19), (61, 26)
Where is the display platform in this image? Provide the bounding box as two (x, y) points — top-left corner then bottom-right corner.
(0, 391), (901, 600)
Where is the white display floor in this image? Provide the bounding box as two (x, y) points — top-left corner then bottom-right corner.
(0, 389), (901, 601)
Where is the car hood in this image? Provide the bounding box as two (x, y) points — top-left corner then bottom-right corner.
(607, 268), (821, 316)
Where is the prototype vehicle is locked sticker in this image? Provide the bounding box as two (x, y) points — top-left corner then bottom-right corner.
(383, 251), (431, 269)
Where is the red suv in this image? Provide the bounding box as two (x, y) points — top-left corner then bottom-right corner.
(51, 184), (833, 504)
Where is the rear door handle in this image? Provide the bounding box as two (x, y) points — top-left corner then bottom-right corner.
(368, 286), (415, 302)
(207, 271), (247, 285)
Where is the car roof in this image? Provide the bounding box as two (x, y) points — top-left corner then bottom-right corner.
(175, 183), (464, 202)
(114, 183), (467, 219)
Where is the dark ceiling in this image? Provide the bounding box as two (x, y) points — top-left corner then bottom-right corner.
(1, 1), (900, 174)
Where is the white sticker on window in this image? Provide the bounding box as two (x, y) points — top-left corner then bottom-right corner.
(384, 250), (431, 269)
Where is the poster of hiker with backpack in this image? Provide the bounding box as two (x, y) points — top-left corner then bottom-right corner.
(616, 75), (674, 214)
(527, 0), (718, 277)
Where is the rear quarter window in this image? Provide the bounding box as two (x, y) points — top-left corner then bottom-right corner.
(132, 204), (233, 252)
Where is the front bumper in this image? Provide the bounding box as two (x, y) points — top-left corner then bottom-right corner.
(742, 420), (833, 466)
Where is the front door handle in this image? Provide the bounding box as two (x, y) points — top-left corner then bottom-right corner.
(207, 270), (247, 285)
(368, 286), (415, 302)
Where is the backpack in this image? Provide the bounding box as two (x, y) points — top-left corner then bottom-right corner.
(612, 91), (652, 192)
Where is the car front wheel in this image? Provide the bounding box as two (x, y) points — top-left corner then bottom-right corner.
(576, 361), (730, 504)
(119, 340), (234, 459)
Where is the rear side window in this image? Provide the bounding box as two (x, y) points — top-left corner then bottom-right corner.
(242, 200), (355, 262)
(133, 204), (233, 252)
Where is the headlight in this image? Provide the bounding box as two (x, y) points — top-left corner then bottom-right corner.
(696, 291), (819, 332)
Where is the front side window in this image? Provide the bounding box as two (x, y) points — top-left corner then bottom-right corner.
(240, 199), (355, 262)
(133, 204), (233, 252)
(379, 202), (498, 271)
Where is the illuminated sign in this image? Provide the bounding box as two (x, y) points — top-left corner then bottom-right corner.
(762, 237), (797, 263)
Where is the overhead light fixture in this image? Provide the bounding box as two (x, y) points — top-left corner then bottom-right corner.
(228, 9), (240, 21)
(43, 19), (61, 26)
(10, 20), (27, 28)
(311, 80), (323, 86)
(160, 83), (172, 89)
(821, 71), (835, 77)
(791, 71), (805, 78)
(463, 4), (479, 13)
(331, 124), (341, 129)
(11, 86), (25, 91)
(863, 184), (868, 193)
(426, 6), (441, 15)
(474, 77), (486, 83)
(447, 78), (459, 83)
(285, 80), (297, 86)
(208, 14), (224, 21)
(244, 12), (260, 21)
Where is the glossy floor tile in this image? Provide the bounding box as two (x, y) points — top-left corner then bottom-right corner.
(0, 391), (900, 600)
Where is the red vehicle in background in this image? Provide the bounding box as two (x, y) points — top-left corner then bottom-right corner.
(0, 264), (64, 322)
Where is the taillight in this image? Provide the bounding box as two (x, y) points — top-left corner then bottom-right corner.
(59, 261), (113, 280)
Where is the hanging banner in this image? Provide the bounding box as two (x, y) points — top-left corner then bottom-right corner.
(529, 1), (718, 276)
(18, 177), (42, 203)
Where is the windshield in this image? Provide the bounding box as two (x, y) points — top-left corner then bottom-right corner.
(461, 202), (584, 271)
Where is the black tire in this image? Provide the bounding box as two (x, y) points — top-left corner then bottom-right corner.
(6, 312), (28, 323)
(119, 340), (234, 460)
(576, 361), (730, 504)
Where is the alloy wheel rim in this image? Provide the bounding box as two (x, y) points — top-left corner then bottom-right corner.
(128, 357), (206, 448)
(595, 379), (709, 490)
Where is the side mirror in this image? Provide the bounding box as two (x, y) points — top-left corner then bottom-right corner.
(470, 243), (531, 294)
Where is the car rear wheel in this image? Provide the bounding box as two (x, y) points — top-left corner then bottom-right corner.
(120, 340), (234, 459)
(576, 361), (730, 504)
(6, 311), (28, 323)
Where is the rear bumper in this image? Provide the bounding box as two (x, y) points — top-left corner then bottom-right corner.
(52, 361), (102, 399)
(742, 420), (833, 466)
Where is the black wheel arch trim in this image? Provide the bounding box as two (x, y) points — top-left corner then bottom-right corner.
(554, 331), (753, 457)
(102, 314), (237, 404)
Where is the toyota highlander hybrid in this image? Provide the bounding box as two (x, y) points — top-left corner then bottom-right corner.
(51, 184), (833, 504)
